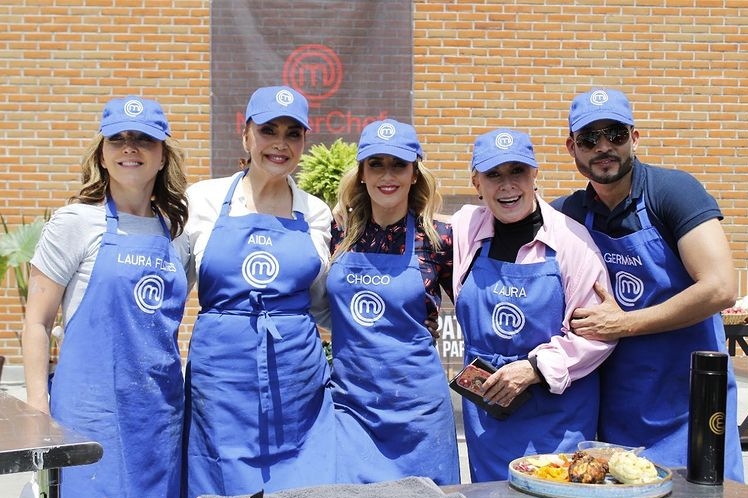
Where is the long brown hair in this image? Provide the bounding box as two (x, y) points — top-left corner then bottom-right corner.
(70, 133), (189, 239)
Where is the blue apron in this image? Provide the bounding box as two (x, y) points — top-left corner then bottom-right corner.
(586, 198), (744, 481)
(455, 239), (598, 482)
(184, 172), (335, 497)
(51, 197), (187, 497)
(327, 214), (460, 485)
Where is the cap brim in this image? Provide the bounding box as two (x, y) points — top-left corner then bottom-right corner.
(249, 110), (311, 130)
(570, 113), (634, 132)
(472, 154), (538, 172)
(356, 144), (418, 162)
(101, 122), (168, 141)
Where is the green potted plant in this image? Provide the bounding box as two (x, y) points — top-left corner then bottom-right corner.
(296, 138), (358, 209)
(0, 215), (46, 379)
(1, 215), (64, 370)
(0, 216), (46, 336)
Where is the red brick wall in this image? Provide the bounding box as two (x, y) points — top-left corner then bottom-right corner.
(0, 1), (212, 363)
(1, 1), (746, 364)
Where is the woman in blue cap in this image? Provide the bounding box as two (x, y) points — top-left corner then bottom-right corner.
(23, 96), (189, 496)
(327, 119), (460, 484)
(452, 128), (617, 482)
(182, 86), (335, 496)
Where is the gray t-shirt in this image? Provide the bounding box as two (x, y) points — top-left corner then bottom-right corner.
(31, 203), (189, 325)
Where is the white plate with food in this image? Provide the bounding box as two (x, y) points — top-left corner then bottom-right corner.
(508, 450), (673, 498)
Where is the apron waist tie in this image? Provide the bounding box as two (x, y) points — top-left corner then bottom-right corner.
(201, 293), (313, 412)
(249, 291), (283, 413)
(257, 310), (283, 412)
(251, 292), (284, 413)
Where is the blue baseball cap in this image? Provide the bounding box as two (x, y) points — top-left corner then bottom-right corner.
(100, 96), (170, 140)
(471, 129), (538, 172)
(245, 86), (310, 130)
(356, 119), (423, 162)
(569, 88), (634, 132)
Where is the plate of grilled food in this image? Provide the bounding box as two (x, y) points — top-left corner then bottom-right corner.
(508, 447), (672, 498)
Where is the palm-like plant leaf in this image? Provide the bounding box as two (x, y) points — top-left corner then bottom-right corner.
(297, 138), (358, 208)
(0, 216), (46, 310)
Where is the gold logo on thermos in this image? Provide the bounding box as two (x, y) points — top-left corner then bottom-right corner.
(709, 412), (725, 435)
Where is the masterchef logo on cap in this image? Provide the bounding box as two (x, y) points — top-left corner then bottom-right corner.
(491, 302), (525, 338)
(568, 88), (634, 132)
(242, 251), (280, 288)
(244, 85), (310, 130)
(133, 275), (164, 314)
(275, 89), (295, 107)
(350, 290), (386, 327)
(377, 122), (397, 140)
(124, 99), (145, 117)
(356, 119), (423, 162)
(495, 132), (514, 149)
(589, 90), (609, 106)
(100, 96), (170, 140)
(471, 128), (538, 172)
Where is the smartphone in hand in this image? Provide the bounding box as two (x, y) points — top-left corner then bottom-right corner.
(449, 357), (532, 420)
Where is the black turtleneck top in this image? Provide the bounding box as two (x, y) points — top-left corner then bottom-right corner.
(462, 205), (544, 282)
(487, 205), (544, 262)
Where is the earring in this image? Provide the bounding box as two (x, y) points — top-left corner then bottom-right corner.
(360, 180), (365, 184)
(478, 195), (483, 200)
(534, 186), (538, 191)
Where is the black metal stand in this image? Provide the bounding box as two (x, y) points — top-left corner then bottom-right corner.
(726, 323), (748, 356)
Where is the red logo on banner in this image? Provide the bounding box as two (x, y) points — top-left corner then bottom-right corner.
(283, 44), (343, 108)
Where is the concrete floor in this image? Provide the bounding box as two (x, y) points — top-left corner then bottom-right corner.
(1, 365), (747, 496)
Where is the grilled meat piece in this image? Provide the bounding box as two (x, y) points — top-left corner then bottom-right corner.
(568, 451), (608, 484)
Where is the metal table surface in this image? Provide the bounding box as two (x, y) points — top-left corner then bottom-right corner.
(0, 390), (102, 497)
(442, 469), (748, 497)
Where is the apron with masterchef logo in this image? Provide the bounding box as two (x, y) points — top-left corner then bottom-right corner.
(586, 197), (743, 481)
(455, 239), (598, 482)
(51, 196), (187, 497)
(184, 171), (335, 497)
(327, 213), (460, 484)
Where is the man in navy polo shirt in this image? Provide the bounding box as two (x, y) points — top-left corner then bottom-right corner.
(552, 88), (744, 482)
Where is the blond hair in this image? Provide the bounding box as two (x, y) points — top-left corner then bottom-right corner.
(332, 159), (442, 260)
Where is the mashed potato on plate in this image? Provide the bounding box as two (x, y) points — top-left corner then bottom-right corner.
(608, 451), (659, 484)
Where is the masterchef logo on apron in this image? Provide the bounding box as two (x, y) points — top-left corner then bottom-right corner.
(133, 274), (165, 314)
(350, 290), (386, 327)
(491, 302), (525, 338)
(614, 270), (644, 307)
(242, 250), (280, 288)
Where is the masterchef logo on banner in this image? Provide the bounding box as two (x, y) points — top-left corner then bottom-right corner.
(211, 0), (414, 178)
(283, 45), (342, 109)
(232, 44), (390, 138)
(282, 45), (388, 133)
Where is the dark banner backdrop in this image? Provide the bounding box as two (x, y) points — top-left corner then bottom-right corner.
(210, 1), (414, 178)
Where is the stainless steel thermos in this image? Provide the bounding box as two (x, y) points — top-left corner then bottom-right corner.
(687, 351), (728, 485)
